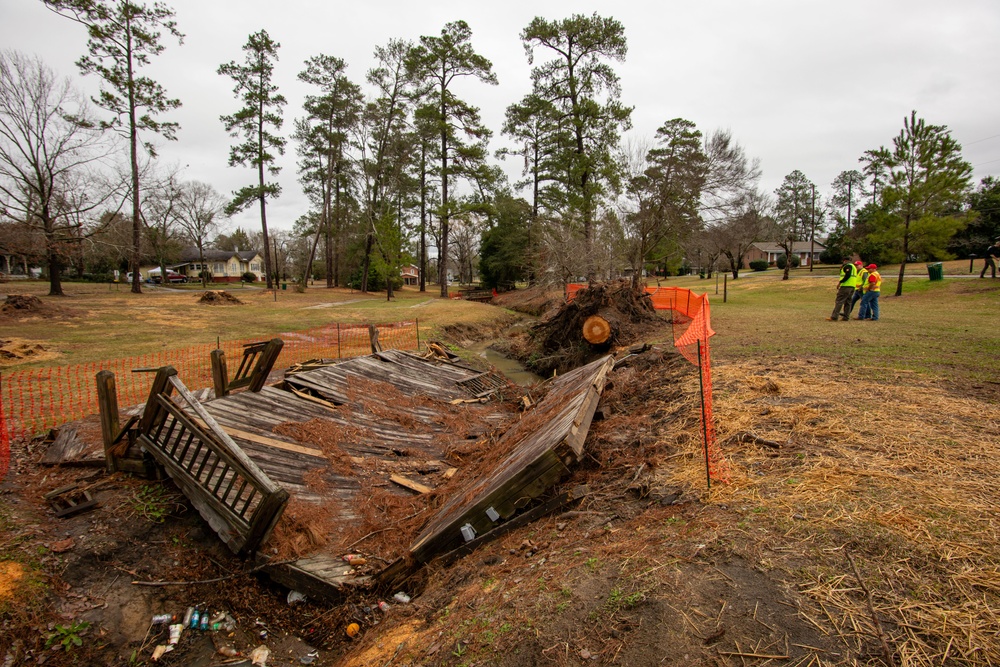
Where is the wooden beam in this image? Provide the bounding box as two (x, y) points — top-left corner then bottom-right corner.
(191, 417), (324, 459)
(96, 370), (120, 472)
(211, 349), (229, 398)
(390, 474), (434, 495)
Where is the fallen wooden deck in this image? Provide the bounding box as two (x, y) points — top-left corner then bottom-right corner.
(194, 351), (515, 597)
(121, 347), (615, 602)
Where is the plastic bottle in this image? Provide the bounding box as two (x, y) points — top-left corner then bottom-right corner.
(152, 613), (174, 624)
(200, 614), (209, 631)
(377, 601), (389, 612)
(190, 609), (201, 630)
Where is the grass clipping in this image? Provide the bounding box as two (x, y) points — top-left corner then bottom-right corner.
(683, 359), (1000, 667)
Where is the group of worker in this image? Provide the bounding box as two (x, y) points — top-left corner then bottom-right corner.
(829, 259), (882, 321)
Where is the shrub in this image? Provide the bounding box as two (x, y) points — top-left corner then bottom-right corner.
(776, 254), (800, 269)
(241, 271), (256, 283)
(749, 259), (769, 272)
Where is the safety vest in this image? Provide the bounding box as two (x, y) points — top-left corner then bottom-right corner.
(839, 263), (857, 287)
(866, 270), (881, 292)
(855, 267), (869, 291)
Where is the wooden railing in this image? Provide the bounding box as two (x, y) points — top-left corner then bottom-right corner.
(210, 338), (284, 398)
(135, 366), (288, 555)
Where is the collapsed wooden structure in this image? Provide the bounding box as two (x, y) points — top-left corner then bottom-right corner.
(96, 339), (614, 600)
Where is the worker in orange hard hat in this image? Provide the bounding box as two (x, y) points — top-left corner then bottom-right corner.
(849, 261), (868, 316)
(858, 264), (881, 320)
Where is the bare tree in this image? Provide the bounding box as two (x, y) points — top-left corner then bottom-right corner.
(0, 50), (113, 295)
(713, 191), (773, 278)
(176, 180), (227, 287)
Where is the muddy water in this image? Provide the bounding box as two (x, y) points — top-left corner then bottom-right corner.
(467, 341), (543, 386)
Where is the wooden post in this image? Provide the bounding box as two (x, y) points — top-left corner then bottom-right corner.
(96, 370), (120, 473)
(369, 324), (382, 353)
(724, 275), (728, 303)
(211, 349), (229, 398)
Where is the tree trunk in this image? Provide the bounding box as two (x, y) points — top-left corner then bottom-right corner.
(44, 209), (64, 296)
(895, 216), (910, 297)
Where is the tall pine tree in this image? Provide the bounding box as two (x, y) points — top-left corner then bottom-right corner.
(407, 21), (497, 296)
(45, 0), (183, 294)
(218, 29), (286, 289)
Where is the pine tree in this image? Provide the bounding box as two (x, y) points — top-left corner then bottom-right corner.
(218, 29), (286, 290)
(45, 0), (183, 294)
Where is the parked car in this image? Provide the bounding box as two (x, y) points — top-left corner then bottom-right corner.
(125, 269), (189, 284)
(153, 269), (189, 284)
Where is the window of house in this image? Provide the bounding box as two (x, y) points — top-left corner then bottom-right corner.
(214, 263), (225, 274)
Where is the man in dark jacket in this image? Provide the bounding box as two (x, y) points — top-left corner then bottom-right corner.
(980, 238), (1000, 279)
(828, 257), (858, 321)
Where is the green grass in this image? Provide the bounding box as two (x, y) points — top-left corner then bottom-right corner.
(687, 271), (1000, 385)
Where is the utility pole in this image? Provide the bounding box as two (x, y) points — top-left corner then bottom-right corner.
(809, 184), (816, 272)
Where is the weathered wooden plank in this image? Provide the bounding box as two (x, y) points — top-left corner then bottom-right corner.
(389, 474), (434, 494)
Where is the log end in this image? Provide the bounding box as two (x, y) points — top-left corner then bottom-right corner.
(583, 315), (611, 344)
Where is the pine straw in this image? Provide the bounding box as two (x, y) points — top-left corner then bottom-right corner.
(662, 358), (1000, 667)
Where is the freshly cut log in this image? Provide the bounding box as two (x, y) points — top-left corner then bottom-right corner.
(583, 314), (611, 344)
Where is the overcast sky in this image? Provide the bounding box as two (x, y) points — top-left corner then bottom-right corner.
(3, 0), (999, 234)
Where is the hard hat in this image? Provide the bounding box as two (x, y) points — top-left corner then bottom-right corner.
(867, 264), (877, 270)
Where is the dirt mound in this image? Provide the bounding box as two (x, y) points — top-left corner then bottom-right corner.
(0, 294), (68, 321)
(3, 294), (43, 311)
(197, 290), (244, 305)
(0, 338), (58, 366)
(490, 284), (564, 317)
(520, 280), (664, 376)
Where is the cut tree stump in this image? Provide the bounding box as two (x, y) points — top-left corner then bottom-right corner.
(583, 314), (611, 344)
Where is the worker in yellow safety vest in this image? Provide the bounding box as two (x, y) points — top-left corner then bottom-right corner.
(849, 261), (868, 315)
(828, 257), (858, 321)
(858, 264), (881, 320)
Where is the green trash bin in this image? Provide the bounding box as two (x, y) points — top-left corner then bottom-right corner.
(927, 262), (944, 281)
(281, 282), (287, 290)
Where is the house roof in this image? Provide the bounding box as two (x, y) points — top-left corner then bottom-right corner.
(751, 241), (826, 254)
(178, 247), (261, 263)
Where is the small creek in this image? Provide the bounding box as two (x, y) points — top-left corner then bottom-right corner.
(466, 340), (543, 386)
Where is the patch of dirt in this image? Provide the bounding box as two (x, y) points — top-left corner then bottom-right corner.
(0, 338), (59, 367)
(197, 290), (244, 305)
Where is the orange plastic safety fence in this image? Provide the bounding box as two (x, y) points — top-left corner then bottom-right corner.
(0, 320), (419, 457)
(566, 283), (727, 482)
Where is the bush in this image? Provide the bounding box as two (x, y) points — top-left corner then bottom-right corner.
(749, 260), (769, 272)
(776, 254), (800, 269)
(241, 271), (256, 283)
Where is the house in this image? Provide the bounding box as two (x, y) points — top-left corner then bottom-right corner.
(746, 241), (826, 267)
(176, 247), (265, 283)
(401, 264), (420, 286)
